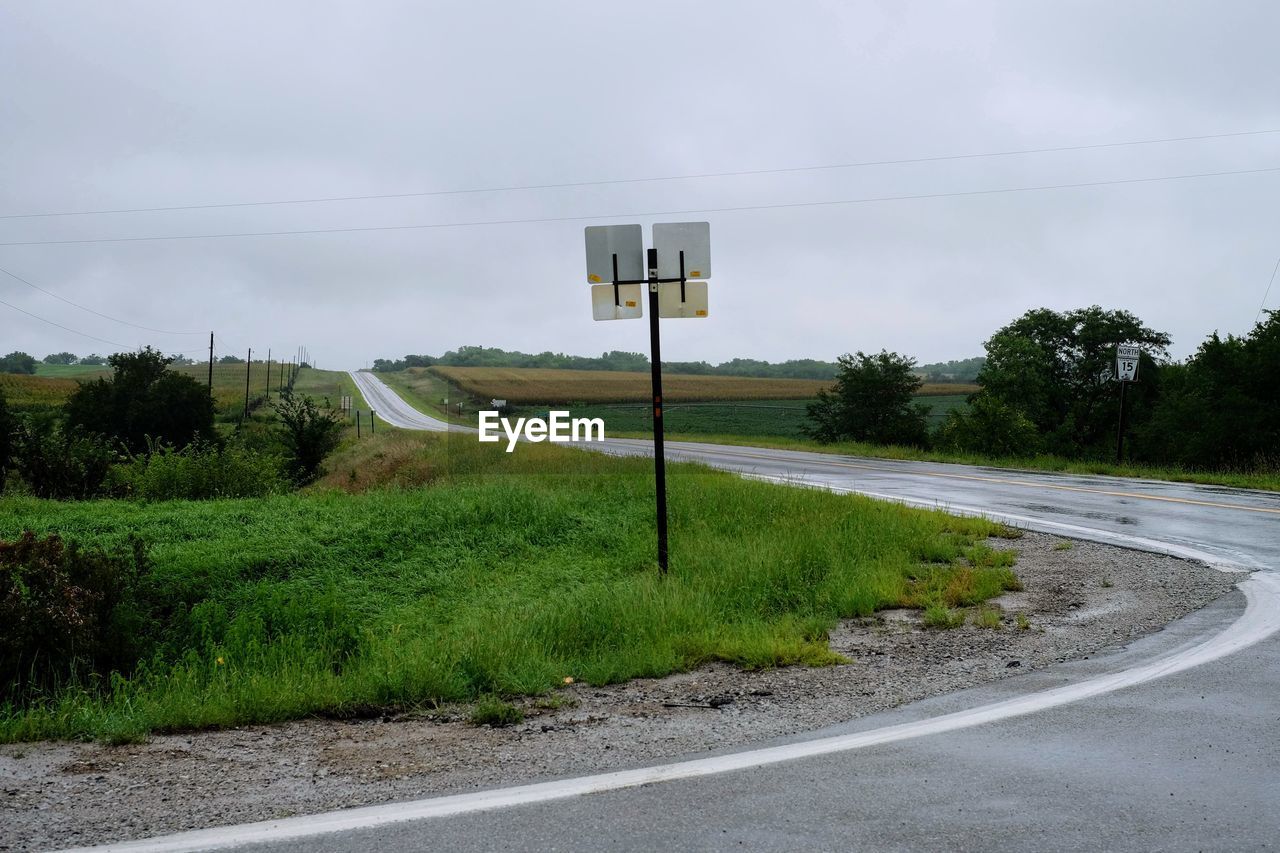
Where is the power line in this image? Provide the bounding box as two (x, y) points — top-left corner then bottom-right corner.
(2, 128), (1277, 221)
(0, 295), (134, 348)
(1, 164), (1276, 248)
(0, 265), (204, 335)
(1258, 256), (1280, 324)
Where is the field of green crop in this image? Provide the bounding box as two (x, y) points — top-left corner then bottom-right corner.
(518, 394), (972, 439)
(0, 434), (1017, 743)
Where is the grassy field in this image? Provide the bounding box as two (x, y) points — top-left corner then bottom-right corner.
(34, 363), (112, 379)
(0, 434), (1019, 743)
(6, 363), (364, 423)
(428, 365), (979, 405)
(379, 368), (471, 424)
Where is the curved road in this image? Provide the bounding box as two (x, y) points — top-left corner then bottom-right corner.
(101, 372), (1280, 852)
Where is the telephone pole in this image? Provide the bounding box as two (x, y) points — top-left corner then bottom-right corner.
(207, 332), (214, 396)
(243, 348), (252, 419)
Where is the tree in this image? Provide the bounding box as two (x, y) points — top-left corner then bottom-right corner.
(976, 306), (1170, 455)
(217, 354), (244, 364)
(273, 392), (343, 484)
(63, 347), (216, 454)
(1136, 311), (1280, 469)
(79, 353), (106, 366)
(804, 350), (930, 446)
(0, 352), (37, 375)
(934, 393), (1041, 457)
(41, 352), (78, 365)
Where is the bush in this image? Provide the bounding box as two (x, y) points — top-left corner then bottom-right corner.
(109, 439), (288, 500)
(273, 392), (344, 484)
(63, 347), (215, 455)
(804, 350), (930, 447)
(0, 532), (155, 696)
(934, 394), (1041, 457)
(14, 420), (117, 499)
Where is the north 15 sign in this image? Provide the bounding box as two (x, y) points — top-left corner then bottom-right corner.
(1116, 345), (1141, 382)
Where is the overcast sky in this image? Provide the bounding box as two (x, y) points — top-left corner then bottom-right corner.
(2, 1), (1277, 369)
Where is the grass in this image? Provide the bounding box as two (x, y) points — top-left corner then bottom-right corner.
(632, 433), (1280, 493)
(427, 365), (978, 405)
(378, 369), (471, 424)
(0, 433), (1019, 743)
(469, 695), (524, 727)
(34, 364), (112, 379)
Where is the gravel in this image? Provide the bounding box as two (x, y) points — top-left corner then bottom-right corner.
(0, 532), (1244, 852)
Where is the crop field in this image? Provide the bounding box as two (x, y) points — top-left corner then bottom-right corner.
(34, 363), (112, 379)
(542, 393), (973, 438)
(0, 374), (82, 412)
(0, 434), (1018, 742)
(429, 365), (975, 404)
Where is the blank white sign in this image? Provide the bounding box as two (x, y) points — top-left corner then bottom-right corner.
(591, 283), (644, 321)
(658, 281), (708, 318)
(653, 222), (711, 280)
(585, 225), (644, 283)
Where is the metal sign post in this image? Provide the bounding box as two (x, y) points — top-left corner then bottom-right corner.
(584, 222), (712, 575)
(1115, 344), (1141, 463)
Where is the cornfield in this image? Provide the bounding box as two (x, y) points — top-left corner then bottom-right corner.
(427, 365), (976, 404)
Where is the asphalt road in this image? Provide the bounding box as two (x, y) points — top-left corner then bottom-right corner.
(165, 371), (1279, 853)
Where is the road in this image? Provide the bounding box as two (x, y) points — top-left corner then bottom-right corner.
(104, 372), (1280, 852)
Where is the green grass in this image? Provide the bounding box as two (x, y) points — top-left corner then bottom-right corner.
(0, 435), (1018, 743)
(625, 433), (1280, 493)
(34, 364), (113, 379)
(378, 370), (472, 425)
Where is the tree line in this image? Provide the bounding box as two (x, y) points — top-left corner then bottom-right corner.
(808, 306), (1279, 472)
(372, 345), (984, 381)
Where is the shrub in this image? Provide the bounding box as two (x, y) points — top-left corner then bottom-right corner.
(804, 350), (930, 447)
(63, 347), (215, 454)
(273, 392), (344, 484)
(934, 393), (1041, 457)
(14, 420), (117, 499)
(0, 532), (155, 696)
(109, 439), (287, 500)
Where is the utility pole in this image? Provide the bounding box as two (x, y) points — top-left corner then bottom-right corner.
(243, 348), (252, 419)
(207, 332), (214, 396)
(265, 348), (271, 403)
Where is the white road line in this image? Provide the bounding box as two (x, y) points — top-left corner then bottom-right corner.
(65, 573), (1280, 853)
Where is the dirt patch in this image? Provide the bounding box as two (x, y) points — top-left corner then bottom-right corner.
(0, 532), (1242, 852)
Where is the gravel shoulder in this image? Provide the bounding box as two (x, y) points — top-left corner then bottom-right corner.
(0, 532), (1244, 852)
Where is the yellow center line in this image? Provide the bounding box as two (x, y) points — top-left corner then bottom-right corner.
(653, 442), (1280, 517)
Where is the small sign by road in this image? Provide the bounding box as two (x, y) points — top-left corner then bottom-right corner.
(1116, 344), (1141, 383)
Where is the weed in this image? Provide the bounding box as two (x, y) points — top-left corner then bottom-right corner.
(469, 695), (523, 727)
(923, 603), (965, 629)
(1053, 541), (1073, 551)
(973, 607), (1003, 629)
(1015, 612), (1031, 631)
(1101, 577), (1114, 588)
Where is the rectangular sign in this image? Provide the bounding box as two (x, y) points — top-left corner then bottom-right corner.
(658, 281), (709, 318)
(591, 283), (643, 321)
(1116, 345), (1141, 382)
(653, 221), (711, 280)
(585, 224), (644, 283)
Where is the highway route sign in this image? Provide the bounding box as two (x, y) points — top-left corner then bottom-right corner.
(585, 224), (644, 283)
(1116, 344), (1141, 382)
